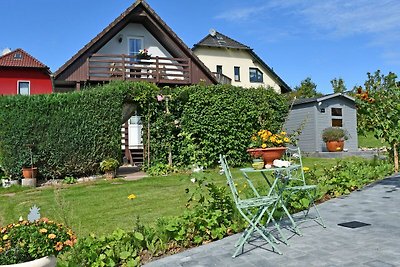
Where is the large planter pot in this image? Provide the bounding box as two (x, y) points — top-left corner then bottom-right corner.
(0, 255), (56, 267)
(22, 167), (37, 179)
(247, 147), (287, 165)
(326, 140), (344, 152)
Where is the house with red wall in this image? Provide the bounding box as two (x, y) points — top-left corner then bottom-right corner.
(0, 48), (52, 95)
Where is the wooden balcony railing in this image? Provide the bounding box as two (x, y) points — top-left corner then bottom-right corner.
(88, 54), (191, 84)
(213, 72), (232, 85)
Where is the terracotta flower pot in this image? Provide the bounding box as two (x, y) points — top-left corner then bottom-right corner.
(22, 167), (38, 179)
(326, 140), (344, 152)
(247, 147), (287, 165)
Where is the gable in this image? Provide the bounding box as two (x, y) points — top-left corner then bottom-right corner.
(0, 48), (49, 72)
(54, 0), (216, 84)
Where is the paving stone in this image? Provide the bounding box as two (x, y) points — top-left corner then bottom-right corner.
(143, 175), (400, 267)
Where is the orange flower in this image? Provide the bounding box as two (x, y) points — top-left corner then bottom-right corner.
(64, 239), (74, 247)
(55, 242), (63, 251)
(39, 228), (48, 234)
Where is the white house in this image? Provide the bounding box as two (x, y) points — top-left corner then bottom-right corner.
(192, 30), (291, 93)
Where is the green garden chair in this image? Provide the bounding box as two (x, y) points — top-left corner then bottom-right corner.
(219, 154), (284, 257)
(280, 147), (326, 233)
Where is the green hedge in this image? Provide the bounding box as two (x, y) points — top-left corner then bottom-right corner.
(0, 81), (158, 179)
(144, 85), (289, 168)
(0, 82), (288, 178)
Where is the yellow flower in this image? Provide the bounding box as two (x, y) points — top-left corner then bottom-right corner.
(261, 143), (267, 148)
(284, 137), (290, 143)
(48, 233), (56, 239)
(2, 235), (8, 240)
(128, 194), (137, 200)
(39, 228), (48, 234)
(303, 167), (310, 172)
(280, 131), (287, 135)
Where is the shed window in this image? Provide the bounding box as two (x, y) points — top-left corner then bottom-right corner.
(331, 108), (342, 116)
(332, 119), (343, 127)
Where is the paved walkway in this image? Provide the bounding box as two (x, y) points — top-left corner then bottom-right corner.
(144, 175), (400, 267)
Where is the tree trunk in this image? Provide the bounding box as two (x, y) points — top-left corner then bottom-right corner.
(394, 143), (399, 173)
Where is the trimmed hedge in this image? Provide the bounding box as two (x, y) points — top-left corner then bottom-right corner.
(0, 81), (158, 179)
(144, 84), (289, 168)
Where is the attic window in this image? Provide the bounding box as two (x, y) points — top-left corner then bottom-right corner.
(14, 53), (23, 59)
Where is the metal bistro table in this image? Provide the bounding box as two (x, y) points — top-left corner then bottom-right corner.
(240, 165), (301, 240)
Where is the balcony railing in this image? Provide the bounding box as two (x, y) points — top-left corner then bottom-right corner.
(88, 54), (191, 84)
(213, 72), (232, 85)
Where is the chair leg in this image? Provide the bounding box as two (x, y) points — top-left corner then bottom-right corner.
(233, 206), (282, 257)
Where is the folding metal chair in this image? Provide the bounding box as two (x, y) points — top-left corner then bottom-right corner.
(280, 147), (325, 233)
(219, 154), (284, 257)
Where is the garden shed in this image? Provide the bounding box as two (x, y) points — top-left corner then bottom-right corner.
(284, 93), (358, 153)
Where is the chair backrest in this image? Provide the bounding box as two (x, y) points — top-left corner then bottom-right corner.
(219, 154), (240, 204)
(283, 146), (306, 184)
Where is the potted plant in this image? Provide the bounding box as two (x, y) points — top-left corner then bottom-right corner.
(136, 49), (151, 60)
(100, 158), (120, 179)
(247, 129), (292, 165)
(0, 217), (76, 266)
(322, 127), (349, 152)
(22, 144), (37, 179)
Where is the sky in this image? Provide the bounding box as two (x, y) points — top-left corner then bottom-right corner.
(2, 0), (400, 94)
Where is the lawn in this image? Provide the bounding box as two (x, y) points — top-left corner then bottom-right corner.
(0, 157), (340, 237)
(358, 131), (388, 148)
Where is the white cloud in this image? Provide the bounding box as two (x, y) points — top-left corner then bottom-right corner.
(215, 0), (400, 64)
(214, 6), (267, 21)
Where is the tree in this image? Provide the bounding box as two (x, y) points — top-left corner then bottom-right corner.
(355, 70), (400, 172)
(287, 77), (322, 101)
(330, 77), (347, 93)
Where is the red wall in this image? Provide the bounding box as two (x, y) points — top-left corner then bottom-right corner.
(0, 68), (52, 95)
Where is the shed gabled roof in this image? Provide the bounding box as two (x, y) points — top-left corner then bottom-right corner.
(293, 93), (355, 106)
(0, 48), (49, 71)
(54, 0), (216, 83)
(193, 31), (291, 93)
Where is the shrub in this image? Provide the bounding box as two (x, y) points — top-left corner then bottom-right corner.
(100, 158), (120, 172)
(144, 85), (289, 169)
(0, 81), (158, 179)
(0, 218), (76, 264)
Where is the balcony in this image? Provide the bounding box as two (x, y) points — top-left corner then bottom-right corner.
(213, 72), (232, 85)
(88, 54), (191, 85)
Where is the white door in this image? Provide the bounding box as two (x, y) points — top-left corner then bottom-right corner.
(128, 115), (143, 149)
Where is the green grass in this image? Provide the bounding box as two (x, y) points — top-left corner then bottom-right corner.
(358, 131), (388, 148)
(0, 157), (341, 237)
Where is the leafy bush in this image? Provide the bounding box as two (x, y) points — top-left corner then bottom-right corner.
(322, 127), (349, 142)
(144, 85), (289, 170)
(0, 81), (158, 179)
(59, 229), (143, 267)
(100, 158), (120, 172)
(0, 218), (76, 264)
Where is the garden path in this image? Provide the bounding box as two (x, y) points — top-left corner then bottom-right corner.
(144, 174), (400, 267)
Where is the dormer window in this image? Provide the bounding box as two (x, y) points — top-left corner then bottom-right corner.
(14, 53), (23, 59)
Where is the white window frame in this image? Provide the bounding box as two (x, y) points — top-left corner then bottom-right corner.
(249, 68), (263, 83)
(127, 36), (144, 60)
(234, 66), (240, 81)
(17, 80), (30, 95)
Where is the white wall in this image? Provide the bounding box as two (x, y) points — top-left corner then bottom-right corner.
(98, 23), (172, 58)
(193, 47), (281, 93)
